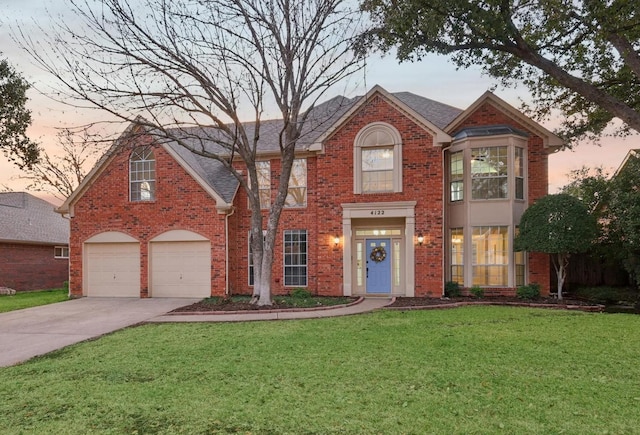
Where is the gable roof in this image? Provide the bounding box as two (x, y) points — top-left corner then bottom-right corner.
(59, 86), (556, 214)
(306, 85), (458, 150)
(445, 91), (564, 150)
(0, 192), (69, 245)
(57, 122), (237, 216)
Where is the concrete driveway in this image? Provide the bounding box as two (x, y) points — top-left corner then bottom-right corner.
(0, 297), (197, 367)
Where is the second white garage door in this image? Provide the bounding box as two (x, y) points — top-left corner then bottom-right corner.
(149, 240), (211, 298)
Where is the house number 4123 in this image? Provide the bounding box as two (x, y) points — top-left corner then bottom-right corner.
(370, 210), (384, 215)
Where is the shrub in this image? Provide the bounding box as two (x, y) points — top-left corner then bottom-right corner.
(573, 286), (637, 304)
(516, 283), (541, 300)
(290, 288), (312, 299)
(444, 281), (461, 298)
(470, 286), (484, 298)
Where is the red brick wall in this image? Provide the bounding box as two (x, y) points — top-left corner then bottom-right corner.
(68, 139), (227, 298)
(0, 243), (68, 291)
(452, 101), (551, 295)
(229, 94), (445, 297)
(227, 157), (320, 295)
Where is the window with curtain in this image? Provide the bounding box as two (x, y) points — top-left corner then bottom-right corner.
(472, 226), (509, 286)
(471, 147), (508, 199)
(450, 228), (464, 284)
(285, 159), (307, 207)
(130, 147), (156, 202)
(450, 151), (464, 201)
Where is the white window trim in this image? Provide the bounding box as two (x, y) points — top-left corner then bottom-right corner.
(54, 246), (69, 259)
(283, 229), (308, 287)
(284, 159), (307, 208)
(248, 161), (271, 210)
(353, 122), (403, 194)
(129, 147), (156, 202)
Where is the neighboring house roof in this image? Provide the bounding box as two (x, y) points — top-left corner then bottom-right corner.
(0, 192), (69, 245)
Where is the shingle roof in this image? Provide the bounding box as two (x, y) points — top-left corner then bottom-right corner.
(392, 92), (462, 130)
(163, 140), (238, 203)
(159, 91), (462, 201)
(0, 192), (69, 245)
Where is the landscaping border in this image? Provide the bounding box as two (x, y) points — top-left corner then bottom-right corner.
(166, 296), (365, 315)
(383, 297), (605, 313)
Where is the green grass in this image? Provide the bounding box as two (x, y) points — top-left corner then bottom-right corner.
(1, 307), (639, 434)
(0, 288), (69, 313)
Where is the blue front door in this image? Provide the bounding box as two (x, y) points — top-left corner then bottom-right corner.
(366, 238), (391, 294)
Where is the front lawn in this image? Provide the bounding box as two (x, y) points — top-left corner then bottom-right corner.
(1, 307), (639, 433)
(0, 288), (69, 313)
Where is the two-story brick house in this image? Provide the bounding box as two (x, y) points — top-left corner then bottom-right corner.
(58, 85), (561, 298)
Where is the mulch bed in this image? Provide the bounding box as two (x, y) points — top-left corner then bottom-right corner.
(387, 296), (605, 312)
(170, 295), (607, 314)
(171, 297), (359, 313)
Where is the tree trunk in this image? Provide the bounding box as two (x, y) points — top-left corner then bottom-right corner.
(552, 253), (570, 300)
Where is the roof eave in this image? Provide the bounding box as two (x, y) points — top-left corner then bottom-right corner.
(446, 91), (564, 151)
(307, 85), (452, 152)
(161, 142), (238, 210)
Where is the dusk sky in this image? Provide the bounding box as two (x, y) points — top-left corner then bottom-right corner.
(1, 0), (637, 205)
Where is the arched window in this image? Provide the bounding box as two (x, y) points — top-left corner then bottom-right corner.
(130, 147), (156, 202)
(354, 123), (402, 194)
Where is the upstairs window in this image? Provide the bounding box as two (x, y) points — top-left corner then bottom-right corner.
(450, 151), (464, 201)
(130, 147), (156, 202)
(471, 147), (508, 199)
(285, 159), (307, 208)
(256, 161), (271, 209)
(362, 147), (393, 192)
(515, 147), (524, 200)
(354, 123), (402, 194)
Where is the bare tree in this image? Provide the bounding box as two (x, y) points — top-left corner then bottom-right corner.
(18, 0), (364, 305)
(18, 128), (108, 201)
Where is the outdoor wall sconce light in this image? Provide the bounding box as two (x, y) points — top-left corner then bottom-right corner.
(333, 235), (340, 246)
(417, 233), (425, 246)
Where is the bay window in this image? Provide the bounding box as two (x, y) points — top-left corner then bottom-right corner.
(472, 226), (509, 286)
(471, 147), (508, 199)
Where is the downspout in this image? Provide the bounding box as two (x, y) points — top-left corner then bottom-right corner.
(58, 211), (72, 299)
(224, 206), (236, 296)
(441, 144), (451, 297)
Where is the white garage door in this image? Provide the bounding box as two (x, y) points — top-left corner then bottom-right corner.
(150, 241), (211, 298)
(85, 243), (140, 297)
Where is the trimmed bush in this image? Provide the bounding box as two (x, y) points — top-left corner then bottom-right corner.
(573, 286), (638, 305)
(444, 281), (461, 298)
(470, 285), (484, 298)
(290, 288), (312, 298)
(516, 283), (541, 300)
